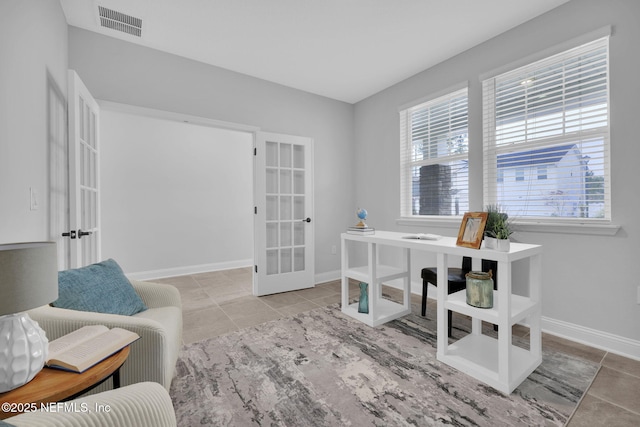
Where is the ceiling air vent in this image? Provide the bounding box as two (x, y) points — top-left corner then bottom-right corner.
(98, 5), (142, 37)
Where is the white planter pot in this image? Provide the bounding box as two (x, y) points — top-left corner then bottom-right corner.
(484, 236), (497, 250)
(496, 238), (510, 252)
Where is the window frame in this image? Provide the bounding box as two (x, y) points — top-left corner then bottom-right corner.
(482, 36), (612, 224)
(399, 85), (469, 219)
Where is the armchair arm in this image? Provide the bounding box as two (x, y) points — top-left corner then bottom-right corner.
(130, 280), (182, 310)
(27, 304), (182, 390)
(7, 382), (176, 427)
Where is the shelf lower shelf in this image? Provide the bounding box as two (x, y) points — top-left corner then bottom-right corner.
(444, 290), (539, 325)
(342, 298), (411, 327)
(438, 334), (541, 394)
(344, 265), (408, 284)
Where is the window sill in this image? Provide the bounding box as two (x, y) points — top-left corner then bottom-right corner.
(396, 217), (620, 236)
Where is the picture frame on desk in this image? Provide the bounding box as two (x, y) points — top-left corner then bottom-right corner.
(456, 212), (488, 249)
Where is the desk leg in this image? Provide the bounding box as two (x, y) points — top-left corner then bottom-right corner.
(341, 237), (349, 311)
(403, 248), (411, 310)
(497, 259), (512, 387)
(436, 252), (447, 358)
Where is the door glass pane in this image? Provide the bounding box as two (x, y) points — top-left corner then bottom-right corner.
(266, 223), (278, 248)
(280, 248), (292, 273)
(294, 247), (305, 271)
(266, 141), (278, 167)
(294, 222), (305, 245)
(293, 196), (305, 220)
(280, 196), (292, 220)
(294, 171), (304, 194)
(267, 249), (278, 275)
(293, 144), (304, 168)
(266, 168), (278, 193)
(280, 169), (292, 194)
(280, 222), (292, 246)
(280, 143), (292, 168)
(266, 196), (278, 220)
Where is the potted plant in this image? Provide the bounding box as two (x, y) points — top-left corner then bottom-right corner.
(484, 205), (505, 250)
(484, 205), (512, 251)
(490, 214), (513, 251)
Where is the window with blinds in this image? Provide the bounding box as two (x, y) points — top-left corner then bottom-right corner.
(482, 37), (610, 221)
(400, 88), (469, 217)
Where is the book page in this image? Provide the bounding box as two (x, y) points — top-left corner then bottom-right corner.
(47, 327), (139, 372)
(47, 325), (109, 362)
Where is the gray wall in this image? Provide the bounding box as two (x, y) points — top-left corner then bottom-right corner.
(0, 0), (68, 243)
(68, 27), (355, 280)
(354, 0), (640, 345)
(100, 110), (254, 276)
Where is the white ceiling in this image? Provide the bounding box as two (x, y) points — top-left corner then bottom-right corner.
(59, 0), (570, 104)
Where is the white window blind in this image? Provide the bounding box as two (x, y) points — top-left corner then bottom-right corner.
(482, 37), (610, 221)
(400, 88), (468, 217)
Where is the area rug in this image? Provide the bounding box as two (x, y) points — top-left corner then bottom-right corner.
(170, 304), (598, 426)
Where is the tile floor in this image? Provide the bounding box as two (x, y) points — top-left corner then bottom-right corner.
(153, 267), (640, 426)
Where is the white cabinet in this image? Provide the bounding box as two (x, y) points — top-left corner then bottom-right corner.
(340, 231), (542, 394)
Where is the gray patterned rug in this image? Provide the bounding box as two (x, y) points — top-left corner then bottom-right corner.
(170, 304), (598, 426)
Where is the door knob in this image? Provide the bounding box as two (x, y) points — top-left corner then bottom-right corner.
(77, 229), (92, 239)
(62, 230), (77, 239)
(303, 217), (311, 223)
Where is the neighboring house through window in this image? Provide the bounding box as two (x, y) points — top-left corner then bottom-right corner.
(482, 36), (610, 221)
(399, 86), (469, 217)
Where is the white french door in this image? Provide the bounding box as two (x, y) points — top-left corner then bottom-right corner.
(66, 70), (101, 268)
(254, 132), (314, 296)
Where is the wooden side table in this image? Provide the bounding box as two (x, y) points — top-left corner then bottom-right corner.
(0, 346), (130, 419)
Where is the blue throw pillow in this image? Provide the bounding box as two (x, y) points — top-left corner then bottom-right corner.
(53, 259), (147, 316)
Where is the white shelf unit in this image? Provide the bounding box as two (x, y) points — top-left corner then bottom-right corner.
(340, 230), (542, 394)
(341, 237), (412, 327)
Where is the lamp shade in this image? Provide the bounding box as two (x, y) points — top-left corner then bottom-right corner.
(0, 242), (58, 315)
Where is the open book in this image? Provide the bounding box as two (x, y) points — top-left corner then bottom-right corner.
(46, 325), (139, 373)
(402, 233), (441, 240)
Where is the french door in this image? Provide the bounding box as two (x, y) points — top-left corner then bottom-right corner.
(253, 132), (314, 296)
(65, 70), (101, 268)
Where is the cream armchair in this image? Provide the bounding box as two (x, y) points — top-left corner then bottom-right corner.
(27, 280), (182, 392)
(6, 381), (176, 427)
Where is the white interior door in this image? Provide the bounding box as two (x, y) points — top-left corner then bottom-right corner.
(47, 74), (70, 270)
(254, 132), (314, 296)
(67, 70), (101, 268)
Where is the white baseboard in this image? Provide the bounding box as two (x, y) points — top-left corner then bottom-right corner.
(541, 317), (640, 361)
(126, 259), (253, 281)
(315, 269), (341, 285)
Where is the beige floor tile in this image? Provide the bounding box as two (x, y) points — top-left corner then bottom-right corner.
(588, 366), (640, 414)
(153, 275), (200, 290)
(180, 288), (218, 313)
(260, 292), (309, 309)
(183, 306), (230, 327)
(296, 286), (339, 301)
(310, 294), (341, 307)
(568, 394), (640, 427)
(219, 296), (274, 320)
(183, 322), (238, 345)
(541, 332), (606, 364)
(603, 352), (640, 378)
(276, 300), (321, 317)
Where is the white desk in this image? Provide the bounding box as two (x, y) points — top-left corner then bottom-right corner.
(340, 230), (542, 394)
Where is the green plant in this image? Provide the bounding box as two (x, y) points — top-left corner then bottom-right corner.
(484, 204), (508, 238)
(490, 214), (513, 240)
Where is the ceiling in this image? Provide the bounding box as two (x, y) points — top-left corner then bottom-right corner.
(59, 0), (570, 104)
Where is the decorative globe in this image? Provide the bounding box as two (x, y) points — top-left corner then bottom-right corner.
(357, 208), (367, 221)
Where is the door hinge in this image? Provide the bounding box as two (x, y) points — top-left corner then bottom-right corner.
(254, 147), (257, 156)
(255, 265), (258, 273)
(254, 206), (257, 214)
